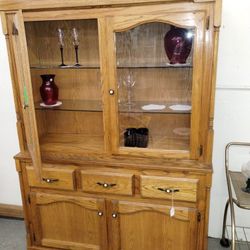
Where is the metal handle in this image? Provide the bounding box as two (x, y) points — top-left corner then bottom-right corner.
(12, 22), (19, 35)
(98, 211), (103, 217)
(23, 86), (29, 109)
(109, 89), (115, 95)
(112, 213), (117, 218)
(42, 178), (59, 183)
(157, 188), (180, 193)
(97, 182), (117, 188)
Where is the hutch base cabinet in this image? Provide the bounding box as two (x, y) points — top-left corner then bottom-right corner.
(1, 0), (221, 249)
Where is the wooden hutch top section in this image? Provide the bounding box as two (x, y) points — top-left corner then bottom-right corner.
(0, 0), (220, 10)
(0, 0), (222, 27)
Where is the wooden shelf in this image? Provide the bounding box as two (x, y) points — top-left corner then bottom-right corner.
(39, 133), (188, 155)
(149, 136), (189, 150)
(35, 100), (191, 114)
(120, 136), (189, 151)
(40, 133), (104, 154)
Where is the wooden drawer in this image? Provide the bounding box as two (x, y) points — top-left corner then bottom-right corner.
(26, 165), (75, 190)
(80, 170), (134, 196)
(140, 175), (198, 202)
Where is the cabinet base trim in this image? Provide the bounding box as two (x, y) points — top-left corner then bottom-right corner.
(0, 203), (23, 219)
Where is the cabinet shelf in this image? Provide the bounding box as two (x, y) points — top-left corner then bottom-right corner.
(116, 63), (192, 69)
(148, 135), (189, 150)
(39, 133), (188, 154)
(40, 133), (104, 154)
(31, 65), (100, 70)
(35, 100), (103, 112)
(119, 101), (191, 114)
(120, 135), (189, 151)
(35, 100), (191, 114)
(30, 63), (192, 70)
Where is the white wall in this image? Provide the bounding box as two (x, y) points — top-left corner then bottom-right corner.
(208, 0), (250, 238)
(0, 0), (250, 238)
(0, 22), (21, 205)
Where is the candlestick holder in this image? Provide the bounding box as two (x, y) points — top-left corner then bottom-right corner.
(57, 28), (67, 67)
(72, 28), (81, 67)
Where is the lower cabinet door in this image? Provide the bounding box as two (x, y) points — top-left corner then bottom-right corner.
(108, 200), (198, 250)
(30, 192), (108, 250)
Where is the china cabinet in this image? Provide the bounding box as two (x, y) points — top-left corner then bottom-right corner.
(1, 0), (222, 249)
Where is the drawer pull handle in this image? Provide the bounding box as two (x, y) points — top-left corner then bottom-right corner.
(157, 188), (180, 193)
(97, 182), (117, 188)
(42, 178), (59, 183)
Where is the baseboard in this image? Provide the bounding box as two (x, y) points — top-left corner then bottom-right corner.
(0, 203), (23, 219)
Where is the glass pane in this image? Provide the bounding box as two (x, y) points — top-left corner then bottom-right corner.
(115, 23), (194, 151)
(25, 19), (104, 154)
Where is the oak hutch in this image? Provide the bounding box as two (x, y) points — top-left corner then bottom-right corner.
(0, 0), (222, 249)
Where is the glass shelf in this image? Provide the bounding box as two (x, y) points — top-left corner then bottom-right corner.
(30, 63), (192, 70)
(30, 65), (100, 70)
(116, 63), (192, 69)
(35, 100), (103, 112)
(119, 101), (191, 114)
(35, 99), (191, 114)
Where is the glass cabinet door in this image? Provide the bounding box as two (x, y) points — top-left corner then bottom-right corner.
(24, 18), (105, 157)
(109, 14), (205, 159)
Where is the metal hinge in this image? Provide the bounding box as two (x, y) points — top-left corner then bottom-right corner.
(199, 145), (203, 157)
(197, 212), (201, 222)
(12, 22), (19, 35)
(32, 232), (36, 242)
(206, 16), (210, 30)
(27, 194), (31, 204)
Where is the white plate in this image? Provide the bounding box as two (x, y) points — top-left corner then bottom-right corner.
(40, 101), (62, 108)
(142, 104), (166, 111)
(173, 127), (190, 136)
(169, 104), (191, 111)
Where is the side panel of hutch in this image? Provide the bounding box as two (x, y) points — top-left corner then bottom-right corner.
(1, 1), (221, 249)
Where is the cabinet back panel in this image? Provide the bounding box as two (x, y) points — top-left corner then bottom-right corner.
(25, 19), (100, 67)
(119, 113), (190, 150)
(31, 69), (102, 103)
(118, 68), (192, 103)
(37, 111), (104, 135)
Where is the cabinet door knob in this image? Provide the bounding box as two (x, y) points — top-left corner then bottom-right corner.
(112, 213), (117, 218)
(98, 211), (103, 217)
(109, 89), (115, 95)
(42, 178), (59, 183)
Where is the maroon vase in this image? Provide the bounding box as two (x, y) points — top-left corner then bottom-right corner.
(164, 26), (193, 64)
(40, 74), (59, 105)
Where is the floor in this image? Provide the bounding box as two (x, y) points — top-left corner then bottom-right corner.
(0, 217), (249, 250)
(0, 218), (26, 250)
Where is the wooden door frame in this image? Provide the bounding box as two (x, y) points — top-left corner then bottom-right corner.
(1, 10), (43, 179)
(107, 199), (198, 250)
(30, 192), (108, 249)
(105, 8), (208, 160)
